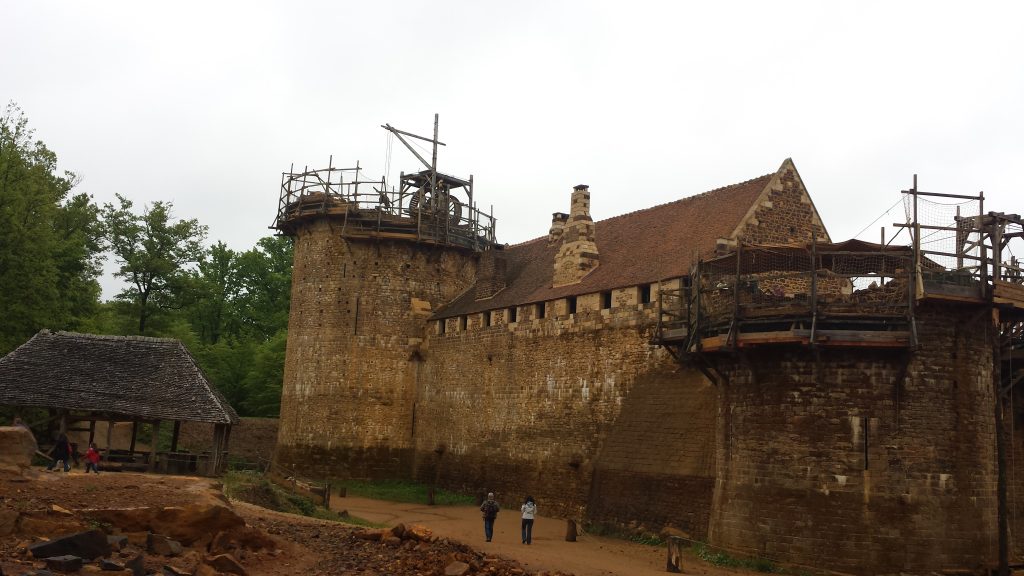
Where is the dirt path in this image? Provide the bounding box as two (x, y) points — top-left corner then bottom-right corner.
(329, 496), (733, 576)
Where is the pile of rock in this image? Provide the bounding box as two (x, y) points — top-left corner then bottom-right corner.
(3, 503), (279, 576)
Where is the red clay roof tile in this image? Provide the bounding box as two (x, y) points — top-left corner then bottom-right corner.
(435, 172), (774, 318)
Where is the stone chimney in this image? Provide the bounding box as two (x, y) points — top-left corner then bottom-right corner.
(475, 248), (507, 300)
(552, 184), (599, 287)
(548, 212), (569, 245)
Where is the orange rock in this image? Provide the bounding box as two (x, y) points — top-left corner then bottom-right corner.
(16, 511), (87, 537)
(406, 524), (433, 542)
(150, 504), (246, 546)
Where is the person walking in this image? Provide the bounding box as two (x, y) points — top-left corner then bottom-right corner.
(520, 495), (537, 544)
(480, 492), (499, 542)
(84, 442), (101, 474)
(47, 433), (72, 473)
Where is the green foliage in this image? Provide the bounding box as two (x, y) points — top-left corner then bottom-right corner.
(100, 194), (208, 335)
(222, 471), (382, 526)
(232, 236), (292, 340)
(0, 102), (103, 354)
(177, 236), (291, 417)
(334, 479), (475, 506)
(693, 542), (777, 572)
(0, 101), (291, 420)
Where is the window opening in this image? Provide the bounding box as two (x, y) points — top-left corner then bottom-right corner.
(640, 284), (652, 304)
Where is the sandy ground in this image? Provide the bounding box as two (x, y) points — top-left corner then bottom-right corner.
(328, 495), (736, 576)
(1, 469), (747, 576)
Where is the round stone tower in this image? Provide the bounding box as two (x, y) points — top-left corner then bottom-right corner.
(666, 242), (1004, 574)
(271, 158), (496, 479)
(708, 304), (997, 574)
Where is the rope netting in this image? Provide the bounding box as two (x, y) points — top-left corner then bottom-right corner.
(694, 245), (912, 327)
(904, 194), (983, 274)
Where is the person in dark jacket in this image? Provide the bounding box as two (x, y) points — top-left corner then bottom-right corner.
(520, 495), (537, 544)
(479, 492), (499, 542)
(47, 433), (72, 473)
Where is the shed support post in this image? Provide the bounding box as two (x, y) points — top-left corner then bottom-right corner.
(88, 419), (96, 445)
(129, 421), (138, 455)
(149, 420), (161, 472)
(210, 424), (226, 476)
(222, 424), (232, 474)
(171, 421), (181, 453)
(106, 420), (114, 450)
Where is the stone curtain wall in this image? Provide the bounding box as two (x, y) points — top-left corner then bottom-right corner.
(586, 368), (717, 539)
(274, 220), (477, 479)
(415, 295), (719, 531)
(709, 304), (998, 574)
(179, 417), (279, 464)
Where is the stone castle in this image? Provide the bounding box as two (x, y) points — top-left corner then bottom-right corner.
(270, 149), (1023, 574)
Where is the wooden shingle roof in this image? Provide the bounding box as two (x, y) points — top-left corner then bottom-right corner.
(0, 330), (238, 424)
(434, 170), (775, 319)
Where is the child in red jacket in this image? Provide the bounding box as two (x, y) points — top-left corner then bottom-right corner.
(85, 443), (101, 474)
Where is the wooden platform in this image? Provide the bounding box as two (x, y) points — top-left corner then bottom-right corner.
(698, 329), (911, 351)
(994, 279), (1024, 310)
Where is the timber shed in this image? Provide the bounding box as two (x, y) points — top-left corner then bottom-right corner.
(0, 330), (238, 475)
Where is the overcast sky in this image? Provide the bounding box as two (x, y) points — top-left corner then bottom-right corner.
(4, 1), (1023, 298)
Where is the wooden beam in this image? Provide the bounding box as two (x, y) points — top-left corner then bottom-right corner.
(149, 420), (161, 472)
(171, 421), (181, 453)
(129, 421), (138, 455)
(210, 424), (226, 476)
(222, 425), (232, 473)
(994, 280), (1024, 302)
(88, 420), (96, 445)
(920, 292), (987, 305)
(106, 420), (114, 451)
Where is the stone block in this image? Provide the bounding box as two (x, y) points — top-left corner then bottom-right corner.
(100, 558), (125, 571)
(30, 530), (110, 561)
(443, 561), (470, 576)
(146, 533), (183, 557)
(125, 554), (145, 576)
(0, 426), (37, 475)
(106, 535), (128, 551)
(44, 555), (83, 573)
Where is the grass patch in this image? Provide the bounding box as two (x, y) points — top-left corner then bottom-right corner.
(583, 522), (665, 546)
(693, 542), (777, 573)
(222, 471), (384, 527)
(333, 478), (474, 506)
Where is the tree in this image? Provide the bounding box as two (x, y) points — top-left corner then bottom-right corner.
(188, 241), (240, 344)
(0, 102), (102, 353)
(101, 194), (207, 334)
(233, 236), (292, 339)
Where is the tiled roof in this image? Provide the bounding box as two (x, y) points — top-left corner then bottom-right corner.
(435, 172), (774, 319)
(0, 330), (239, 424)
